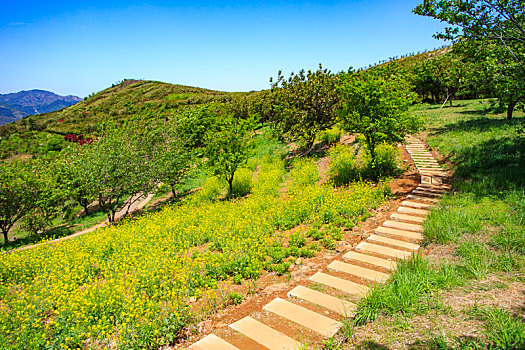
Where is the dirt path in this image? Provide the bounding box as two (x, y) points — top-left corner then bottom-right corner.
(3, 192), (155, 254)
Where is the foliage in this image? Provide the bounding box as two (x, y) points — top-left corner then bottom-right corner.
(289, 157), (320, 189)
(0, 161), (39, 243)
(414, 1), (525, 119)
(365, 142), (403, 180)
(337, 69), (420, 159)
(270, 65), (341, 149)
(204, 113), (255, 198)
(231, 168), (254, 198)
(0, 158), (386, 349)
(327, 144), (362, 185)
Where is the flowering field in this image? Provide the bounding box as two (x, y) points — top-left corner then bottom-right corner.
(0, 159), (387, 349)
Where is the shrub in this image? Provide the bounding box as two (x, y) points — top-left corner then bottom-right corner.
(364, 143), (402, 180)
(289, 233), (307, 248)
(191, 176), (225, 202)
(290, 158), (319, 188)
(327, 144), (361, 186)
(318, 126), (343, 145)
(232, 168), (254, 198)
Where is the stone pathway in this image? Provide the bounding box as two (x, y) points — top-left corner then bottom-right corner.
(189, 137), (450, 350)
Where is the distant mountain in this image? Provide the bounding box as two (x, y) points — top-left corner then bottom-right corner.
(0, 90), (82, 125)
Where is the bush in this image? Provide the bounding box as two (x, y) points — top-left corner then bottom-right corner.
(364, 143), (402, 180)
(252, 157), (285, 197)
(191, 176), (224, 202)
(290, 158), (319, 188)
(232, 168), (254, 198)
(327, 144), (361, 185)
(318, 126), (343, 145)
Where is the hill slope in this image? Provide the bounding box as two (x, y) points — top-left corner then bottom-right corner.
(0, 90), (81, 125)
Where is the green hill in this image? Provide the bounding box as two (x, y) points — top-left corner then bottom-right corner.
(0, 79), (258, 158)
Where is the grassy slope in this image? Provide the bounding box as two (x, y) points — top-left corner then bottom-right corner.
(340, 100), (525, 349)
(0, 79), (266, 158)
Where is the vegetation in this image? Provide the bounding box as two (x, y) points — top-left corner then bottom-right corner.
(350, 99), (525, 348)
(0, 155), (388, 349)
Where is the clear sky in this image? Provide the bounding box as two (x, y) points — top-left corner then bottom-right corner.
(0, 1), (447, 98)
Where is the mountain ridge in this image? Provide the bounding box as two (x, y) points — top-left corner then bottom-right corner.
(0, 89), (82, 125)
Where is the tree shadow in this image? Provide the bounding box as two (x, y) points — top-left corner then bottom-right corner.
(430, 115), (524, 136)
(2, 225), (74, 250)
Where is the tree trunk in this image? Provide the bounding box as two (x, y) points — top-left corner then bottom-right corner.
(507, 100), (517, 121)
(2, 229), (8, 244)
(170, 184), (177, 199)
(227, 175), (234, 199)
(82, 203), (89, 216)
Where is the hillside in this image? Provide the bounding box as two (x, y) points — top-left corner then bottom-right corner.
(0, 80), (257, 158)
(0, 90), (81, 125)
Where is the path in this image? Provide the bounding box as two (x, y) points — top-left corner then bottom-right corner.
(189, 136), (450, 349)
(3, 192), (155, 254)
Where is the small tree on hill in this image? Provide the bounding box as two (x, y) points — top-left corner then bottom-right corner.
(0, 161), (39, 243)
(270, 64), (341, 150)
(204, 114), (255, 198)
(337, 70), (421, 159)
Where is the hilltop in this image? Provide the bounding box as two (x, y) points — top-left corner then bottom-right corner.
(0, 90), (81, 126)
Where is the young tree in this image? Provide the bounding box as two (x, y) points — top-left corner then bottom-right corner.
(204, 114), (255, 198)
(0, 161), (38, 243)
(270, 64), (341, 150)
(337, 71), (421, 159)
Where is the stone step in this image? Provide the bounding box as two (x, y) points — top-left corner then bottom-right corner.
(327, 260), (390, 282)
(406, 194), (439, 203)
(375, 226), (424, 241)
(229, 317), (301, 350)
(382, 220), (423, 232)
(397, 206), (428, 216)
(412, 189), (443, 197)
(288, 285), (356, 316)
(415, 187), (447, 194)
(390, 212), (425, 223)
(342, 251), (397, 271)
(355, 241), (413, 259)
(410, 155), (435, 159)
(418, 183), (450, 190)
(414, 162), (440, 166)
(309, 272), (369, 296)
(367, 234), (420, 251)
(263, 298), (342, 338)
(415, 164), (442, 169)
(418, 168), (446, 173)
(190, 334), (240, 350)
(401, 200), (431, 209)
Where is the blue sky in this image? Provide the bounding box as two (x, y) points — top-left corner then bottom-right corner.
(0, 1), (447, 97)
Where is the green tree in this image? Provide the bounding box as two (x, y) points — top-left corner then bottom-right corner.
(77, 121), (157, 222)
(270, 65), (341, 150)
(414, 0), (525, 119)
(0, 161), (38, 243)
(204, 114), (255, 198)
(337, 70), (420, 159)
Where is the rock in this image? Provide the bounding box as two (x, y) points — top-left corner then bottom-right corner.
(306, 262), (316, 268)
(295, 257), (303, 265)
(335, 242), (351, 252)
(189, 297), (197, 303)
(299, 266), (311, 273)
(262, 283), (288, 295)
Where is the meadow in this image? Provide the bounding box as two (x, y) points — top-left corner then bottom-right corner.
(0, 153), (388, 349)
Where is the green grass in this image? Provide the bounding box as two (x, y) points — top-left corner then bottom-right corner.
(353, 99), (525, 336)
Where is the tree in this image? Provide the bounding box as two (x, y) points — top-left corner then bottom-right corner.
(337, 70), (420, 159)
(204, 114), (255, 198)
(0, 161), (38, 243)
(414, 0), (525, 119)
(77, 121), (157, 222)
(270, 65), (341, 150)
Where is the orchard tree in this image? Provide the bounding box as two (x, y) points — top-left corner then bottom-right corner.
(337, 70), (421, 159)
(270, 64), (341, 150)
(204, 113), (255, 198)
(78, 121), (157, 222)
(414, 0), (525, 119)
(0, 161), (38, 243)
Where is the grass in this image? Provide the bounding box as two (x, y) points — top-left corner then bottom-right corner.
(351, 99), (525, 348)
